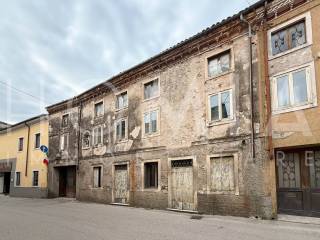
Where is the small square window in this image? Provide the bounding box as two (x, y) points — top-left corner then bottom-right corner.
(144, 79), (159, 100)
(15, 172), (21, 186)
(116, 91), (128, 110)
(208, 51), (231, 78)
(32, 171), (39, 187)
(94, 102), (104, 117)
(93, 166), (102, 188)
(62, 114), (69, 127)
(18, 137), (24, 151)
(144, 162), (158, 189)
(35, 133), (41, 149)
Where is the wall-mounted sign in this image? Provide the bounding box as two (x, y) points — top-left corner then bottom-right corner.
(40, 145), (49, 154)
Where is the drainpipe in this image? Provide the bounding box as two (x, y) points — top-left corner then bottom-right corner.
(77, 101), (83, 170)
(240, 14), (256, 160)
(76, 101), (83, 199)
(24, 122), (31, 176)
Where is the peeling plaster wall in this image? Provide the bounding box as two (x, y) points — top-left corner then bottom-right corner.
(72, 33), (271, 218)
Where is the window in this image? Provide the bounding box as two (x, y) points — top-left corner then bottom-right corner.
(61, 114), (69, 127)
(60, 134), (68, 151)
(273, 66), (313, 111)
(144, 110), (158, 135)
(15, 172), (21, 186)
(271, 20), (306, 56)
(210, 156), (235, 192)
(32, 171), (39, 187)
(18, 137), (23, 151)
(208, 51), (231, 77)
(82, 132), (91, 149)
(93, 126), (103, 146)
(116, 91), (128, 110)
(93, 166), (102, 188)
(144, 162), (158, 189)
(115, 118), (127, 141)
(94, 101), (104, 117)
(144, 79), (159, 100)
(35, 133), (41, 149)
(277, 152), (300, 188)
(209, 90), (233, 122)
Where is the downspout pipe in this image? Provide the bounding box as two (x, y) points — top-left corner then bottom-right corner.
(76, 101), (83, 199)
(240, 13), (256, 160)
(24, 122), (31, 176)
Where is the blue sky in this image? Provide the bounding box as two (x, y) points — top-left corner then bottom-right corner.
(0, 0), (256, 124)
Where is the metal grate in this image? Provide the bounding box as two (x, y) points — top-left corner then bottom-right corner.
(171, 159), (193, 168)
(115, 164), (127, 171)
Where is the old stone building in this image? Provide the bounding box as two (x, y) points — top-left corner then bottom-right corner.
(46, 0), (319, 219)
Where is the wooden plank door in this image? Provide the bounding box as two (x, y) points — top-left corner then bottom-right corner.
(171, 159), (194, 211)
(114, 165), (129, 204)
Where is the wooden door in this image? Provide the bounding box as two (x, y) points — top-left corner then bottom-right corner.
(114, 165), (129, 204)
(171, 159), (194, 211)
(277, 149), (320, 217)
(66, 167), (76, 198)
(59, 168), (67, 197)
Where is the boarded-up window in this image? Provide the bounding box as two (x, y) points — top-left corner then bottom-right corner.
(18, 137), (24, 151)
(93, 166), (102, 188)
(144, 79), (159, 100)
(144, 162), (158, 189)
(277, 152), (301, 188)
(211, 156), (235, 192)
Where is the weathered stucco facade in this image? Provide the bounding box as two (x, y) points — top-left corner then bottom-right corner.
(47, 0), (319, 219)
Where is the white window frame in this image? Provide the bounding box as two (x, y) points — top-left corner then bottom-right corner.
(60, 133), (69, 151)
(115, 90), (128, 111)
(92, 126), (103, 146)
(208, 89), (234, 124)
(32, 170), (39, 187)
(271, 62), (317, 115)
(268, 12), (312, 60)
(93, 165), (103, 189)
(34, 133), (41, 149)
(143, 77), (160, 101)
(141, 159), (161, 191)
(94, 100), (104, 118)
(114, 117), (128, 142)
(206, 153), (239, 195)
(142, 108), (160, 137)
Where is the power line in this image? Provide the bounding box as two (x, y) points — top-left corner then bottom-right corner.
(0, 80), (47, 104)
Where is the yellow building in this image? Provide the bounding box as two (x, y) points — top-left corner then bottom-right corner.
(0, 114), (48, 198)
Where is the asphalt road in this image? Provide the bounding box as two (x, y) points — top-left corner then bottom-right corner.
(0, 195), (320, 240)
